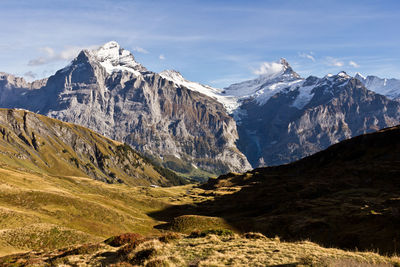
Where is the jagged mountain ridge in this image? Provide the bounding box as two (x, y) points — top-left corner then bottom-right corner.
(160, 59), (400, 168)
(1, 42), (400, 170)
(235, 69), (400, 166)
(355, 72), (400, 100)
(0, 108), (184, 186)
(0, 42), (251, 176)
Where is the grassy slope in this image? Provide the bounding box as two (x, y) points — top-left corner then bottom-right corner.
(1, 163), (399, 265)
(0, 109), (185, 186)
(149, 125), (400, 255)
(1, 232), (399, 266)
(2, 115), (400, 265)
(0, 165), (201, 256)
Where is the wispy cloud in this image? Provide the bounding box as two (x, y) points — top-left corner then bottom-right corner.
(28, 45), (98, 66)
(159, 54), (165, 60)
(349, 60), (360, 68)
(23, 71), (36, 80)
(253, 61), (283, 76)
(325, 57), (344, 67)
(299, 52), (315, 62)
(132, 46), (149, 54)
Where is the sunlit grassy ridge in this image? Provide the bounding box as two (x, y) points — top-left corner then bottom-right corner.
(0, 108), (185, 186)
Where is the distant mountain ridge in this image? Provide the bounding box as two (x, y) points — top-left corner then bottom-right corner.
(355, 72), (400, 100)
(161, 60), (400, 167)
(233, 67), (400, 166)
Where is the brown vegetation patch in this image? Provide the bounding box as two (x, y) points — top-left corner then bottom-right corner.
(105, 233), (144, 247)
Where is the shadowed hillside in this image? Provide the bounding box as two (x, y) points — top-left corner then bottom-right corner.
(150, 125), (400, 254)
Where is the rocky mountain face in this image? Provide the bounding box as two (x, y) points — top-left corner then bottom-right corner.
(0, 108), (184, 186)
(159, 60), (400, 168)
(225, 62), (400, 167)
(0, 42), (251, 176)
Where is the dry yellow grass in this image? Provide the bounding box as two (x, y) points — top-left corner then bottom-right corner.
(168, 234), (399, 266)
(0, 165), (201, 255)
(1, 232), (399, 266)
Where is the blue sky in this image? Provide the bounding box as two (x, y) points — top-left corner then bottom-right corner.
(0, 0), (399, 87)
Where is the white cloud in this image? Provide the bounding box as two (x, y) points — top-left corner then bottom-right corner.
(299, 52), (315, 62)
(41, 47), (55, 57)
(23, 71), (36, 80)
(159, 54), (165, 60)
(132, 46), (149, 54)
(349, 60), (360, 68)
(326, 57), (344, 67)
(253, 61), (283, 76)
(28, 57), (48, 66)
(28, 45), (98, 66)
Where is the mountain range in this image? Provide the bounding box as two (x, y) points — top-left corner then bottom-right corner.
(0, 42), (251, 179)
(1, 41), (400, 174)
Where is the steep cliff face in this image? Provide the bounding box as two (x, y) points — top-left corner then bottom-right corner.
(236, 72), (400, 166)
(0, 108), (185, 186)
(0, 42), (251, 175)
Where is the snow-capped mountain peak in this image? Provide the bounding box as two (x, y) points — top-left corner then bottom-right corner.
(86, 41), (147, 75)
(354, 72), (366, 80)
(223, 58), (303, 105)
(337, 71), (350, 78)
(159, 70), (186, 84)
(159, 69), (240, 113)
(280, 58), (301, 79)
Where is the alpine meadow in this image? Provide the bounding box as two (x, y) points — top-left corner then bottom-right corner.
(0, 1), (400, 266)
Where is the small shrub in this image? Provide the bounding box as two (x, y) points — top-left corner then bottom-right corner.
(189, 229), (234, 238)
(158, 232), (182, 243)
(105, 233), (144, 247)
(117, 239), (148, 256)
(243, 232), (267, 240)
(130, 248), (157, 265)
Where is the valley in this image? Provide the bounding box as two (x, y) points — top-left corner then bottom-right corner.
(1, 0), (400, 266)
(0, 123), (399, 266)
